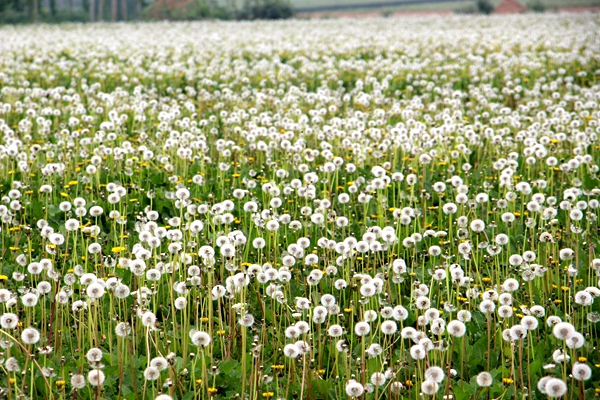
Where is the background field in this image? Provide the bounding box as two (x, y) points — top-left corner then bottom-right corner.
(2, 0), (599, 25)
(27, 0), (600, 16)
(296, 0), (599, 12)
(220, 0), (600, 12)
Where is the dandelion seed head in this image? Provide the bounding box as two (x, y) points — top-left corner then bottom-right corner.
(87, 369), (105, 386)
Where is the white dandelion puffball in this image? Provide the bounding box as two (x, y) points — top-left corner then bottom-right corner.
(542, 378), (567, 398)
(476, 371), (493, 387)
(87, 369), (106, 386)
(345, 380), (364, 397)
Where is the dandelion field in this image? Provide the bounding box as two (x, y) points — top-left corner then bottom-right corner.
(1, 15), (600, 400)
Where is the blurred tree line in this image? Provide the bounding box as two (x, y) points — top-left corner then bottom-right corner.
(0, 0), (293, 23)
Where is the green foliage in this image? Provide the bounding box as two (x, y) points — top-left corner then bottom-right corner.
(477, 0), (494, 14)
(45, 9), (89, 21)
(455, 4), (478, 14)
(142, 0), (293, 21)
(0, 7), (30, 22)
(211, 4), (231, 19)
(170, 0), (209, 20)
(143, 0), (210, 21)
(238, 0), (294, 19)
(528, 0), (546, 12)
(0, 2), (89, 23)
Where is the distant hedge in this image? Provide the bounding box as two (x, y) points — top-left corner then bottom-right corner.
(238, 0), (294, 19)
(0, 0), (294, 23)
